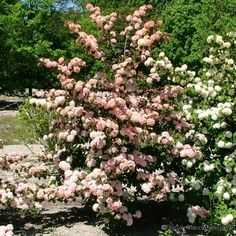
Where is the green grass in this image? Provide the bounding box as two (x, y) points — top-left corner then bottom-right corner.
(0, 114), (36, 145)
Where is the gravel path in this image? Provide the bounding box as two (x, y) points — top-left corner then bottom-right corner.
(0, 144), (43, 156)
(0, 110), (18, 117)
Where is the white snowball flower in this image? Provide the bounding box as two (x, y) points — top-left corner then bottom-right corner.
(188, 216), (196, 224)
(181, 64), (188, 72)
(92, 203), (99, 212)
(221, 122), (227, 128)
(194, 84), (202, 93)
(223, 42), (231, 48)
(146, 77), (153, 84)
(225, 131), (232, 138)
(194, 77), (201, 83)
(207, 35), (214, 43)
(203, 188), (210, 195)
(159, 52), (165, 58)
(222, 108), (232, 115)
(181, 159), (187, 165)
(194, 182), (201, 190)
(165, 63), (172, 70)
(232, 188), (236, 195)
(69, 100), (75, 107)
(214, 85), (221, 92)
(204, 165), (210, 172)
(221, 217), (229, 225)
(209, 164), (214, 171)
(211, 114), (218, 120)
(217, 141), (225, 148)
(226, 167), (232, 173)
(223, 192), (230, 200)
(150, 68), (156, 73)
(216, 35), (223, 44)
(158, 60), (165, 67)
(187, 161), (193, 168)
(137, 38), (145, 46)
(169, 193), (175, 200)
(226, 214), (234, 223)
(213, 123), (220, 129)
(228, 89), (234, 96)
(227, 59), (234, 65)
(217, 186), (223, 193)
(225, 142), (233, 149)
(205, 71), (212, 77)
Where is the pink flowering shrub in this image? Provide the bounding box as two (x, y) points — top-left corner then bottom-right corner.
(0, 3), (201, 227)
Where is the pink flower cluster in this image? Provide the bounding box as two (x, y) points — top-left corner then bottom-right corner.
(41, 57), (86, 84)
(191, 205), (210, 218)
(171, 143), (203, 159)
(68, 21), (102, 58)
(86, 4), (117, 32)
(121, 5), (165, 61)
(0, 224), (13, 236)
(1, 3), (204, 226)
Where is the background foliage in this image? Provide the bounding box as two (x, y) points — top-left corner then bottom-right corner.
(0, 0), (235, 94)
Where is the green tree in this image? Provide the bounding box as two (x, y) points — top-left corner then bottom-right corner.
(159, 0), (236, 68)
(0, 0), (83, 94)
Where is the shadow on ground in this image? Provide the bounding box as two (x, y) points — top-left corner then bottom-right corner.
(0, 100), (22, 110)
(0, 201), (189, 236)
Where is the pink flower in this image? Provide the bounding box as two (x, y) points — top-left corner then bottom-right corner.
(67, 134), (75, 142)
(134, 210), (142, 219)
(73, 66), (81, 73)
(141, 183), (152, 193)
(196, 133), (207, 143)
(144, 20), (155, 29)
(191, 206), (210, 218)
(115, 77), (124, 85)
(59, 161), (71, 171)
(126, 216), (133, 226)
(64, 170), (73, 179)
(55, 96), (65, 106)
(146, 118), (155, 126)
(150, 31), (161, 41)
(110, 201), (122, 211)
(179, 149), (196, 158)
(126, 15), (132, 22)
(96, 119), (106, 131)
(86, 3), (94, 10)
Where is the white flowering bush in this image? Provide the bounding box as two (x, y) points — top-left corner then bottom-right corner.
(145, 32), (235, 234)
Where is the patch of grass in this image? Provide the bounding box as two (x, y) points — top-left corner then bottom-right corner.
(0, 114), (36, 145)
